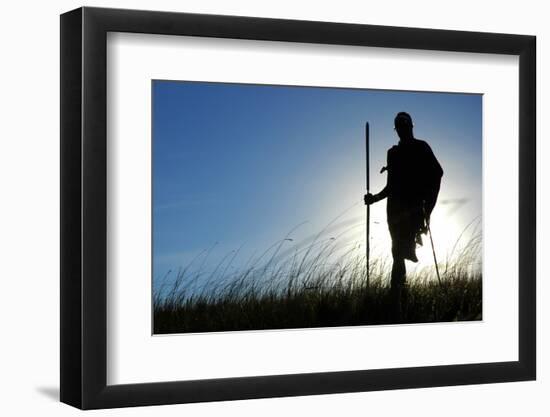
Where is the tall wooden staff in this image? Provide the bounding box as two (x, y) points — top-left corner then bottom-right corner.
(365, 122), (370, 289)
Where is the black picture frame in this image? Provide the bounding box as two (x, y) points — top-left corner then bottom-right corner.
(60, 6), (536, 410)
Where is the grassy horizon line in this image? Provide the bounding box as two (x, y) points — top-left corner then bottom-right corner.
(153, 220), (482, 334)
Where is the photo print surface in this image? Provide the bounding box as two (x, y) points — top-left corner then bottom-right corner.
(152, 80), (482, 334)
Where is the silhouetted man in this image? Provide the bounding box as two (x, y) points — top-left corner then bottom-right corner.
(364, 112), (443, 320)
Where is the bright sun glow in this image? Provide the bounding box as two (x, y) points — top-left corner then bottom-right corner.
(323, 194), (482, 285)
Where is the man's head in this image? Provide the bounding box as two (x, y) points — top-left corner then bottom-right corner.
(394, 112), (414, 141)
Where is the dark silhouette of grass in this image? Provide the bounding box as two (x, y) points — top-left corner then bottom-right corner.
(153, 221), (482, 334)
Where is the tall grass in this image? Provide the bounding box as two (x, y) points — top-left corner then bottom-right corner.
(153, 221), (482, 334)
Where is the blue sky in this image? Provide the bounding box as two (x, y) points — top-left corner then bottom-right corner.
(152, 81), (482, 289)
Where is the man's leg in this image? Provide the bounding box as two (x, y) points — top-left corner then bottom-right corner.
(390, 245), (407, 322)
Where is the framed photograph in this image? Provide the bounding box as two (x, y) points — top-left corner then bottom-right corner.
(60, 6), (536, 409)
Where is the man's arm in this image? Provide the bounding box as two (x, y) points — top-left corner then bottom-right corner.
(422, 142), (443, 218)
(364, 185), (388, 205)
(426, 143), (443, 178)
(365, 149), (393, 205)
